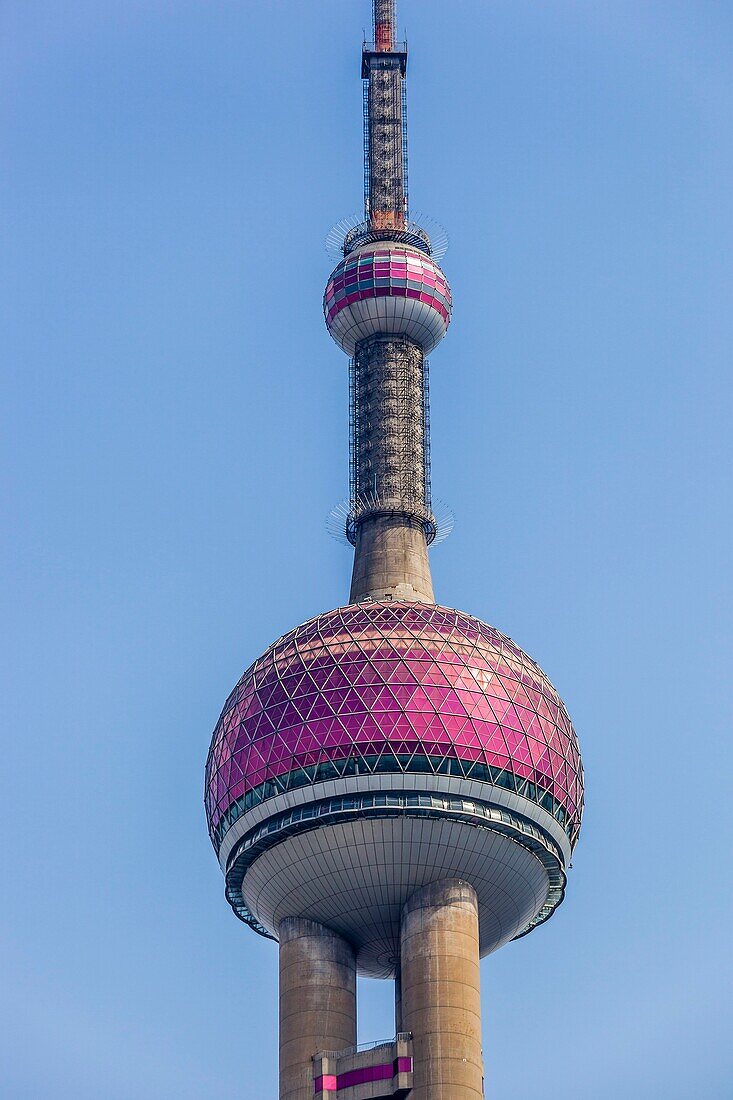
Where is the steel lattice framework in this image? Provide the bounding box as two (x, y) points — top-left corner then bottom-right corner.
(363, 0), (408, 229)
(348, 338), (433, 542)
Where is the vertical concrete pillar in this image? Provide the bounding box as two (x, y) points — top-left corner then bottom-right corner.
(399, 880), (483, 1100)
(350, 515), (434, 603)
(279, 917), (357, 1100)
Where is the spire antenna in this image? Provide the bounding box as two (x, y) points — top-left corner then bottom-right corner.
(374, 0), (396, 52)
(323, 0), (451, 603)
(363, 0), (407, 230)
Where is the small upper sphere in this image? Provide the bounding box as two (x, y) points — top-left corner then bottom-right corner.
(324, 243), (451, 355)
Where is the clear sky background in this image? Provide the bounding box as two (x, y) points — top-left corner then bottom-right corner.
(2, 1), (732, 1097)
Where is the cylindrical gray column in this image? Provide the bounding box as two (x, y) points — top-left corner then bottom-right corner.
(279, 918), (357, 1100)
(400, 880), (483, 1100)
(350, 514), (434, 603)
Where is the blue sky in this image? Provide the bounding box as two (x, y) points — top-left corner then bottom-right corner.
(2, 2), (732, 1097)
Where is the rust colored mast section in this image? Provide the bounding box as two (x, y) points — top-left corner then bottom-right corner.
(364, 0), (407, 231)
(374, 0), (395, 51)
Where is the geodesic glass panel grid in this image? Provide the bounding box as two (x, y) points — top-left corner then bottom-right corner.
(205, 602), (583, 855)
(324, 246), (451, 355)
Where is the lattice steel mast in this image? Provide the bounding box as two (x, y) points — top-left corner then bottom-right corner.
(364, 0), (407, 230)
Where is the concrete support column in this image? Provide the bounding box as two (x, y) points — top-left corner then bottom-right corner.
(350, 514), (434, 603)
(279, 917), (357, 1100)
(399, 880), (483, 1100)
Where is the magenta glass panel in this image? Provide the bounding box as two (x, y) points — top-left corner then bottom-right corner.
(205, 603), (583, 848)
(324, 245), (452, 326)
(337, 1063), (393, 1087)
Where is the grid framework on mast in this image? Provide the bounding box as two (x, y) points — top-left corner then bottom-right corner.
(348, 338), (434, 544)
(365, 55), (407, 228)
(362, 0), (408, 230)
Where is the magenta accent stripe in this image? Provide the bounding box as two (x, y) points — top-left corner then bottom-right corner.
(326, 291), (450, 324)
(315, 1057), (413, 1092)
(314, 1060), (414, 1093)
(337, 1062), (393, 1088)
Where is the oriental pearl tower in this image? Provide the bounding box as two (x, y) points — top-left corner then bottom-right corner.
(204, 3), (583, 1098)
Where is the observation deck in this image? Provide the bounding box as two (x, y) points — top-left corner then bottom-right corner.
(362, 41), (408, 78)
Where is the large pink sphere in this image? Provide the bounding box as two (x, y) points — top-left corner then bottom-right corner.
(323, 243), (451, 355)
(205, 602), (583, 857)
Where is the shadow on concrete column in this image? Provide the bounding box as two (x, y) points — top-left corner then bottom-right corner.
(399, 880), (484, 1100)
(279, 917), (357, 1100)
(394, 959), (403, 1034)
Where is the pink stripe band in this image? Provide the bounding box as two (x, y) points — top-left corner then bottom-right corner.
(314, 1074), (338, 1092)
(314, 1058), (413, 1093)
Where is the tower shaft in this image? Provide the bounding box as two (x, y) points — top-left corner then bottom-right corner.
(349, 335), (434, 602)
(279, 918), (357, 1100)
(351, 337), (430, 525)
(350, 512), (434, 603)
(400, 881), (484, 1100)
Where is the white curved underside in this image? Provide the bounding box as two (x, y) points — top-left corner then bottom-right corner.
(241, 816), (550, 978)
(328, 296), (448, 355)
